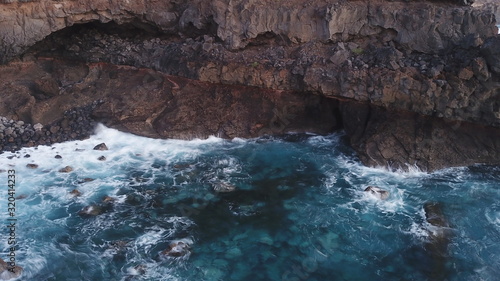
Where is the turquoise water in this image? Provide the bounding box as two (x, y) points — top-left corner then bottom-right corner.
(1, 125), (499, 281)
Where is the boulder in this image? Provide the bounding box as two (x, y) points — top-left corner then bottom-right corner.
(78, 205), (104, 217)
(0, 258), (22, 280)
(102, 196), (116, 203)
(69, 189), (82, 197)
(58, 166), (73, 173)
(93, 143), (108, 151)
(161, 241), (191, 257)
(26, 163), (38, 169)
(424, 202), (448, 226)
(422, 202), (452, 279)
(33, 123), (43, 131)
(213, 181), (236, 193)
(364, 186), (390, 200)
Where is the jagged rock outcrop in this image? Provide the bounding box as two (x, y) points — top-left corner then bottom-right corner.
(474, 0), (500, 22)
(0, 0), (499, 171)
(341, 101), (500, 171)
(0, 0), (496, 63)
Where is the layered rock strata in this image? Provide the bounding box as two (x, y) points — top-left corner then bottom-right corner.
(0, 0), (499, 170)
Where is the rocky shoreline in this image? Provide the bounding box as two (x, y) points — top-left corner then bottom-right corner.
(0, 0), (499, 171)
(0, 102), (100, 153)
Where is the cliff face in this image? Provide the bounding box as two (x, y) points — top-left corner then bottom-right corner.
(0, 0), (497, 63)
(474, 0), (500, 23)
(0, 0), (499, 171)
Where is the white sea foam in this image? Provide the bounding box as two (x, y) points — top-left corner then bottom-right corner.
(485, 207), (500, 230)
(1, 124), (498, 281)
(357, 185), (407, 214)
(135, 226), (169, 252)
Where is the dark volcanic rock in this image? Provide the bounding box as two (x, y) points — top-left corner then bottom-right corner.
(26, 163), (38, 169)
(78, 205), (104, 217)
(93, 143), (108, 151)
(70, 189), (82, 197)
(364, 186), (390, 200)
(481, 36), (500, 75)
(341, 101), (500, 171)
(422, 202), (452, 280)
(58, 166), (73, 173)
(161, 241), (191, 257)
(213, 181), (236, 193)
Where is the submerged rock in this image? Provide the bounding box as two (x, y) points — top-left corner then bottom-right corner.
(78, 178), (95, 183)
(78, 205), (104, 217)
(424, 202), (451, 240)
(93, 143), (108, 151)
(102, 196), (116, 203)
(26, 163), (38, 169)
(59, 166), (73, 173)
(70, 189), (82, 197)
(161, 241), (191, 257)
(213, 181), (236, 193)
(0, 258), (22, 280)
(225, 247), (243, 259)
(364, 186), (390, 200)
(98, 156), (106, 161)
(422, 202), (453, 280)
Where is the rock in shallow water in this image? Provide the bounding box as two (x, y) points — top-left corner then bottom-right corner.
(364, 186), (390, 200)
(0, 258), (22, 280)
(26, 163), (38, 169)
(102, 196), (116, 203)
(161, 241), (191, 257)
(78, 205), (104, 217)
(58, 166), (73, 173)
(213, 181), (236, 192)
(424, 202), (451, 241)
(70, 189), (82, 197)
(93, 143), (108, 150)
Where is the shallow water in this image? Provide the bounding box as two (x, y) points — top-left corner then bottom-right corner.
(0, 124), (499, 281)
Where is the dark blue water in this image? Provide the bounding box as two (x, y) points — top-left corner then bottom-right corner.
(1, 125), (499, 280)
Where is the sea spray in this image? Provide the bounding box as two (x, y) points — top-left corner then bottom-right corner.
(0, 124), (499, 280)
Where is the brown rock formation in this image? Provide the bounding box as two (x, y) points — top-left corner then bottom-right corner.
(0, 58), (338, 139)
(0, 0), (496, 64)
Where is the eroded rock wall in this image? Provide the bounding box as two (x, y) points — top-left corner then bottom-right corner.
(0, 0), (497, 63)
(0, 0), (499, 170)
(0, 58), (338, 144)
(474, 0), (500, 23)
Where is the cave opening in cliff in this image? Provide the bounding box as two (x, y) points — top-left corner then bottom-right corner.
(25, 20), (175, 62)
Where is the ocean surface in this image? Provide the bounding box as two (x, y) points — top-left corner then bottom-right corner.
(1, 124), (499, 281)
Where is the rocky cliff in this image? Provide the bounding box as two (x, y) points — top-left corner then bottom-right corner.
(474, 0), (500, 23)
(0, 0), (499, 171)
